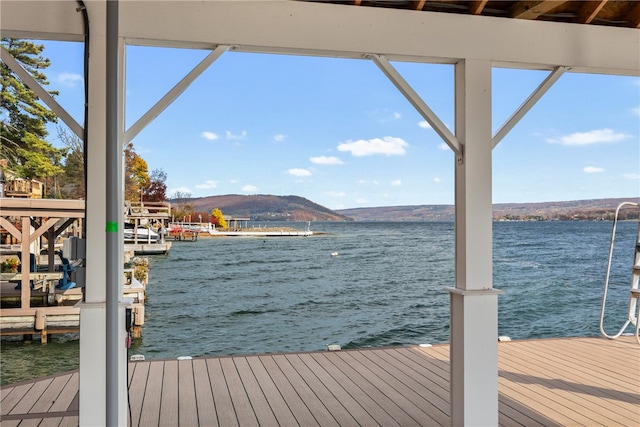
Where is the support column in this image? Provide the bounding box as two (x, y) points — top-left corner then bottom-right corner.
(77, 1), (127, 425)
(447, 59), (501, 426)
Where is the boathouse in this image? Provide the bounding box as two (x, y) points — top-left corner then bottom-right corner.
(1, 1), (638, 425)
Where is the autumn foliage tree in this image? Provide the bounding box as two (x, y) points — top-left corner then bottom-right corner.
(211, 208), (227, 229)
(124, 142), (150, 203)
(144, 168), (168, 202)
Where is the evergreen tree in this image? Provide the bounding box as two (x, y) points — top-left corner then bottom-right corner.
(0, 38), (64, 180)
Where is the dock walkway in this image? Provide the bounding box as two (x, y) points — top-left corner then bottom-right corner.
(1, 336), (638, 426)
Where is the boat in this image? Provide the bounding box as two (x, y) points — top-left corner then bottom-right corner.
(123, 223), (160, 244)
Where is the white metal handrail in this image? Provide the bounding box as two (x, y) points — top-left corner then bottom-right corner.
(599, 201), (640, 344)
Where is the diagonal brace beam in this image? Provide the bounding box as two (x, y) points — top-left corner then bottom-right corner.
(368, 54), (462, 157)
(0, 217), (21, 240)
(492, 66), (566, 148)
(1, 46), (84, 140)
(29, 217), (61, 244)
(124, 45), (229, 143)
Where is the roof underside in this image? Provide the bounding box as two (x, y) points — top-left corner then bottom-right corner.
(1, 1), (638, 76)
(305, 0), (640, 28)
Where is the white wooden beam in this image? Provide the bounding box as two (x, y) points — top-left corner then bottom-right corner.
(2, 1), (638, 76)
(1, 46), (84, 139)
(492, 66), (567, 148)
(124, 45), (228, 143)
(369, 54), (462, 157)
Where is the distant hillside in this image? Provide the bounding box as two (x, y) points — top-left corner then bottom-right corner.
(336, 198), (640, 221)
(182, 194), (351, 222)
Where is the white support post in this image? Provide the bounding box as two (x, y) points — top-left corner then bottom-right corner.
(446, 59), (502, 426)
(77, 1), (127, 425)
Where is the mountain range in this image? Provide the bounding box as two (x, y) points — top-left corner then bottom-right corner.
(176, 195), (639, 222)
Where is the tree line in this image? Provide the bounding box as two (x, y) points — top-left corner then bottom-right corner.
(1, 38), (167, 202)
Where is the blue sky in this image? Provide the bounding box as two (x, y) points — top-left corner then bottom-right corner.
(37, 41), (640, 210)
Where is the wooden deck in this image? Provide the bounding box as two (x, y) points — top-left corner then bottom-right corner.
(1, 336), (638, 426)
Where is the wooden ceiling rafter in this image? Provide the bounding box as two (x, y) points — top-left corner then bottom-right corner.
(576, 1), (608, 24)
(413, 1), (427, 11)
(318, 1), (640, 28)
(470, 1), (489, 15)
(629, 1), (640, 28)
(509, 1), (567, 20)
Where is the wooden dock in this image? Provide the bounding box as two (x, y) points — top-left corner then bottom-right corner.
(1, 336), (638, 426)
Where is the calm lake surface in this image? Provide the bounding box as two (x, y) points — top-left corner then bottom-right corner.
(1, 220), (637, 385)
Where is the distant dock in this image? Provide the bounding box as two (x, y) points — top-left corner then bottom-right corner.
(168, 219), (314, 239)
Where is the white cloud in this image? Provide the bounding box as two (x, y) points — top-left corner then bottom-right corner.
(288, 168), (312, 177)
(226, 130), (247, 140)
(168, 187), (191, 197)
(631, 107), (640, 117)
(274, 134), (287, 142)
(391, 179), (402, 186)
(623, 173), (639, 180)
(356, 198), (368, 204)
(201, 131), (219, 140)
(337, 136), (408, 156)
(546, 128), (631, 146)
(357, 179), (367, 184)
(583, 166), (604, 173)
(195, 180), (218, 189)
(310, 156), (344, 165)
(438, 143), (449, 151)
(433, 177), (442, 183)
(372, 180), (380, 185)
(242, 184), (257, 192)
(418, 120), (432, 129)
(393, 112), (402, 120)
(58, 73), (83, 87)
(325, 191), (346, 197)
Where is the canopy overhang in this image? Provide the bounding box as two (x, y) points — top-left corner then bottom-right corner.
(1, 1), (638, 426)
(2, 1), (639, 75)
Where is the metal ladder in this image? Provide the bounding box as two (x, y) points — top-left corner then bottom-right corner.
(600, 201), (640, 344)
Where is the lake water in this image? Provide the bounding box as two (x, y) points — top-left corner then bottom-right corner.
(1, 220), (637, 385)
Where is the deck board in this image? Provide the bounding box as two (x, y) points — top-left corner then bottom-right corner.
(177, 360), (199, 427)
(138, 361), (163, 427)
(298, 352), (379, 426)
(205, 358), (239, 427)
(246, 355), (299, 426)
(219, 357), (259, 427)
(128, 361), (150, 427)
(284, 352), (360, 426)
(192, 359), (218, 427)
(1, 336), (638, 426)
(29, 373), (72, 414)
(158, 360), (179, 426)
(258, 355), (322, 427)
(233, 356), (279, 426)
